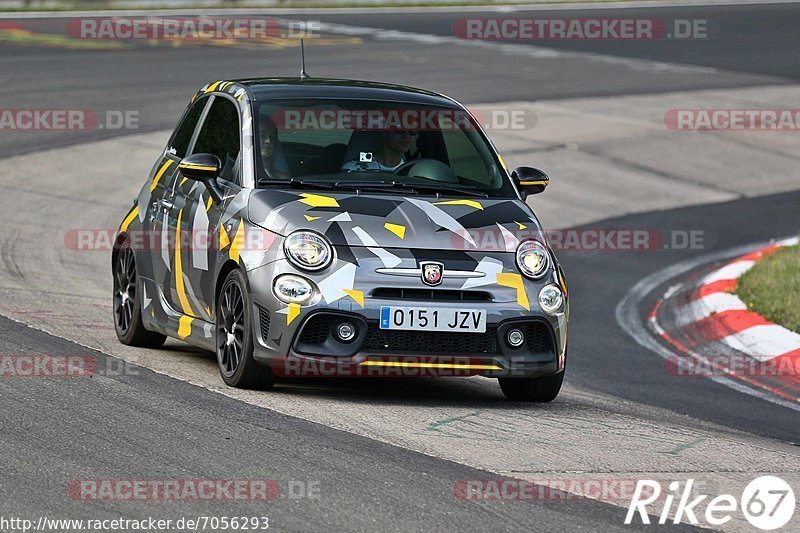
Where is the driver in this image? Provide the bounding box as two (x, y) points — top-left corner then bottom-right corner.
(342, 130), (417, 172)
(259, 114), (290, 180)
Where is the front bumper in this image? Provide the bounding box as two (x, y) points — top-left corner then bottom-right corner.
(247, 248), (568, 378)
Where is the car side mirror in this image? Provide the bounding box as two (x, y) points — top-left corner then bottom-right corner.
(512, 167), (549, 198)
(178, 153), (224, 203)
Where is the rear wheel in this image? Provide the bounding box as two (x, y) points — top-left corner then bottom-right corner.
(113, 240), (166, 348)
(216, 269), (275, 389)
(498, 371), (564, 402)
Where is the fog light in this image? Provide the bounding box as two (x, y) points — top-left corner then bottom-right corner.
(335, 321), (356, 342)
(539, 284), (564, 315)
(273, 274), (314, 304)
(507, 328), (525, 348)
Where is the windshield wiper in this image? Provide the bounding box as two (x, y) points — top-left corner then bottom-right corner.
(258, 178), (335, 190)
(334, 180), (488, 198)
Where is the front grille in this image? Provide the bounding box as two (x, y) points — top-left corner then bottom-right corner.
(363, 326), (498, 354)
(525, 322), (552, 353)
(300, 314), (336, 345)
(370, 288), (491, 301)
(257, 305), (271, 341)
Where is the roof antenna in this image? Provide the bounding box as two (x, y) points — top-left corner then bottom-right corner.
(299, 38), (309, 80)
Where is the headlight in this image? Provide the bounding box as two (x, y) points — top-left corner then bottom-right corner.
(516, 240), (550, 279)
(539, 284), (563, 315)
(273, 274), (315, 304)
(284, 231), (332, 271)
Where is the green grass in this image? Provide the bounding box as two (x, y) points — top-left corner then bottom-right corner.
(736, 244), (800, 333)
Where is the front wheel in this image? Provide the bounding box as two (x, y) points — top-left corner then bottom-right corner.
(216, 269), (275, 389)
(498, 371), (564, 402)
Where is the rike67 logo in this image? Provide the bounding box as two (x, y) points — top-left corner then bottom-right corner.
(626, 476), (795, 530)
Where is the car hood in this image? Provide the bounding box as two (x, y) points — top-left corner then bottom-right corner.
(248, 190), (545, 252)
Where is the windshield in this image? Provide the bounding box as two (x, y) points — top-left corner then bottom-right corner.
(254, 99), (515, 197)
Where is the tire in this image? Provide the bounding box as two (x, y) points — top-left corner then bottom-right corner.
(113, 240), (167, 348)
(216, 268), (276, 389)
(498, 371), (564, 402)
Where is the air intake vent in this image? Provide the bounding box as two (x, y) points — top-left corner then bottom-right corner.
(525, 322), (553, 353)
(363, 326), (498, 354)
(370, 288), (491, 301)
(257, 305), (271, 341)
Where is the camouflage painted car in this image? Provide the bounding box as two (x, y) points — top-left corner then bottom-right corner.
(113, 78), (569, 402)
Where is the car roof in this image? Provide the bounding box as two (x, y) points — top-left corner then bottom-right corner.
(233, 77), (463, 108)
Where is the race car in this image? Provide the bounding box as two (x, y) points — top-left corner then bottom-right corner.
(112, 77), (569, 401)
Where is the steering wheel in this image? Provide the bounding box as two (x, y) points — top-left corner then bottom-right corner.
(393, 158), (459, 183)
(392, 159), (424, 176)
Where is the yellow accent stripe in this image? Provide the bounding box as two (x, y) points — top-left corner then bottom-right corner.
(519, 180), (548, 186)
(342, 289), (364, 308)
(174, 209), (195, 316)
(384, 222), (406, 239)
(496, 272), (530, 311)
(204, 81), (222, 93)
(219, 224), (231, 250)
(304, 215), (321, 221)
(497, 154), (507, 171)
(434, 199), (483, 210)
(178, 315), (193, 340)
(119, 206), (138, 233)
(515, 221), (528, 230)
(287, 303), (300, 325)
(180, 177), (188, 186)
(179, 163), (216, 171)
(206, 195), (213, 212)
(359, 361), (502, 371)
(229, 222), (245, 263)
(298, 193), (339, 208)
(150, 160), (174, 192)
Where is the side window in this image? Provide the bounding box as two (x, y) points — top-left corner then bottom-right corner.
(168, 97), (207, 158)
(193, 97), (241, 184)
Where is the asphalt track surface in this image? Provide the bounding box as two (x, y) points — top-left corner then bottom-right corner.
(1, 3), (800, 531)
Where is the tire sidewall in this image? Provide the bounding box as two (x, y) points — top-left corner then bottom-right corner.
(216, 268), (256, 385)
(114, 240), (142, 343)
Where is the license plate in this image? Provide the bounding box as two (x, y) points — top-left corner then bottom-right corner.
(380, 306), (486, 333)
